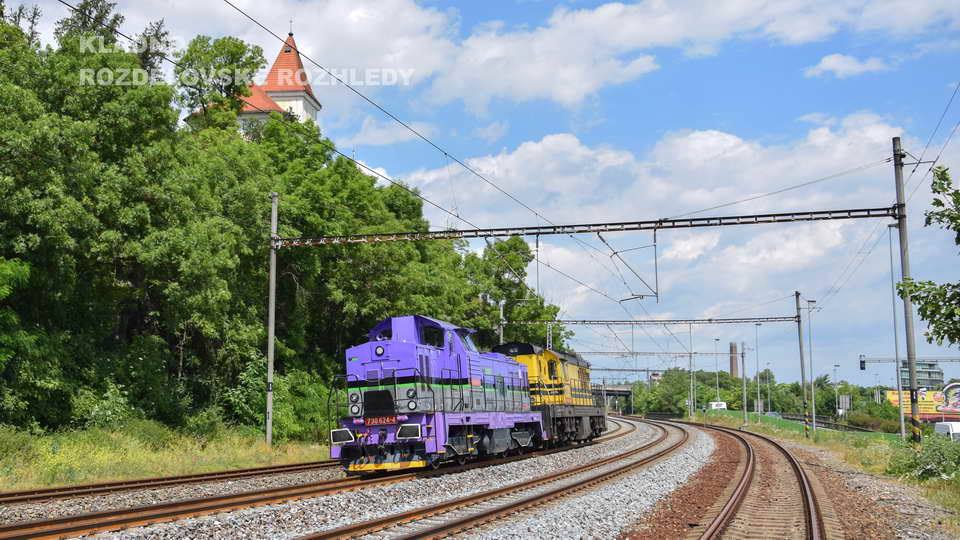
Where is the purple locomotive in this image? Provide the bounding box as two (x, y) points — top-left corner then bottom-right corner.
(329, 315), (544, 472)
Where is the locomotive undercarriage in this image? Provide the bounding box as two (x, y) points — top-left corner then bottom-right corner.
(340, 441), (430, 473)
(537, 405), (606, 444)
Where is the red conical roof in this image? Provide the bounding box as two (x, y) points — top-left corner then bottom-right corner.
(261, 33), (316, 99)
(241, 84), (284, 113)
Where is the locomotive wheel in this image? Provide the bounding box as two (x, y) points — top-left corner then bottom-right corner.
(456, 455), (468, 466)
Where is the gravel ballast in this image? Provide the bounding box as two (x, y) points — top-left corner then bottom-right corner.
(91, 419), (658, 539)
(0, 467), (347, 525)
(463, 426), (715, 540)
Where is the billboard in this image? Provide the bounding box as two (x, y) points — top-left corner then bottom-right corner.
(886, 383), (960, 418)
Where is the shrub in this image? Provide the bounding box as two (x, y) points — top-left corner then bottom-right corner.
(184, 405), (227, 441)
(887, 435), (960, 480)
(223, 360), (340, 442)
(70, 382), (138, 428)
(0, 423), (38, 462)
(125, 418), (179, 451)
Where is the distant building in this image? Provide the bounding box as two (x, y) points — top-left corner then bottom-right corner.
(238, 32), (321, 123)
(900, 360), (944, 390)
(729, 342), (739, 378)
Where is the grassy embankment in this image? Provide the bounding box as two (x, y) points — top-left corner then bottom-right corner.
(692, 410), (960, 521)
(0, 420), (328, 492)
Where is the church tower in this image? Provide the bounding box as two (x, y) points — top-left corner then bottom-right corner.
(240, 32), (322, 122)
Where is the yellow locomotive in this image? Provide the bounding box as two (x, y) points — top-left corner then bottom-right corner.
(493, 342), (605, 444)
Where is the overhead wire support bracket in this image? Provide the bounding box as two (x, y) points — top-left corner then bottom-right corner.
(508, 316), (799, 326)
(275, 206), (899, 248)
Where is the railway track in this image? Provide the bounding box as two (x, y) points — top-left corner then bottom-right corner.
(302, 418), (683, 539)
(0, 460), (341, 505)
(689, 423), (827, 540)
(0, 419), (632, 539)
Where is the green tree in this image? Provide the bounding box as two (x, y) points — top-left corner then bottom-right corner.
(54, 0), (122, 45)
(3, 3), (40, 46)
(174, 35), (265, 119)
(0, 9), (568, 436)
(132, 19), (173, 81)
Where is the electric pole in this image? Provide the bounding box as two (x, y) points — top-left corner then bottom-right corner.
(795, 291), (810, 438)
(741, 341), (748, 425)
(755, 323), (761, 414)
(888, 223), (907, 440)
(688, 324), (694, 418)
(714, 337), (720, 402)
(266, 192), (278, 446)
(766, 361), (772, 414)
(807, 299), (817, 434)
(893, 136), (921, 444)
(498, 299), (506, 345)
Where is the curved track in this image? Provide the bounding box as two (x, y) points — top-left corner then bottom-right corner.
(303, 418), (681, 539)
(689, 422), (826, 540)
(0, 419), (631, 539)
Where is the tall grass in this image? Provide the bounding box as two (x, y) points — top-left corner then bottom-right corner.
(0, 420), (329, 491)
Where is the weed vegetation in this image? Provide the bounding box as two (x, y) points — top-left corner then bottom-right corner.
(0, 419), (327, 491)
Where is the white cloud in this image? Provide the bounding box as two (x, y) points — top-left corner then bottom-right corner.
(34, 0), (960, 114)
(428, 1), (960, 110)
(804, 53), (889, 78)
(339, 116), (434, 147)
(797, 112), (837, 126)
(663, 233), (721, 261)
(473, 121), (509, 143)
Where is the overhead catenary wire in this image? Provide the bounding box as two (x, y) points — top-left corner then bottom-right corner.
(713, 293), (795, 318)
(220, 0), (641, 298)
(908, 116), (960, 203)
(224, 1), (922, 319)
(52, 0), (636, 335)
(820, 79), (960, 307)
(904, 79), (960, 194)
(668, 158), (892, 219)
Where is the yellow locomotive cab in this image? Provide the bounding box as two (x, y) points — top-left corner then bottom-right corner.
(497, 345), (594, 407)
(493, 342), (607, 444)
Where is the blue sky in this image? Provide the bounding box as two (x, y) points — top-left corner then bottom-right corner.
(31, 0), (960, 388)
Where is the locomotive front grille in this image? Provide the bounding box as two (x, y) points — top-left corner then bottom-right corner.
(363, 389), (397, 416)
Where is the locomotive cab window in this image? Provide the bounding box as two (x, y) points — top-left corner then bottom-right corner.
(548, 360), (558, 379)
(419, 324), (444, 348)
(458, 331), (478, 353)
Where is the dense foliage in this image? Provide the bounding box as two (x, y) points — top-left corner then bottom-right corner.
(0, 5), (564, 438)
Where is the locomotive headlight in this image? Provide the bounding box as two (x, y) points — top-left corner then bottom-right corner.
(350, 404), (361, 415)
(349, 392), (360, 403)
(374, 345), (385, 356)
(406, 388), (417, 399)
(407, 400), (417, 411)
